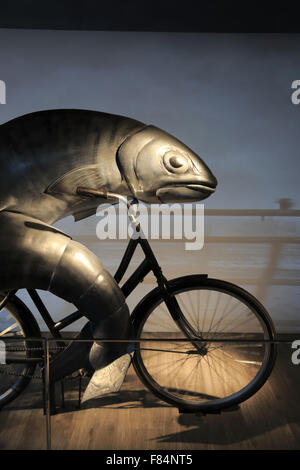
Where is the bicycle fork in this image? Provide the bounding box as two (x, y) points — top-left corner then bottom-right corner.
(152, 264), (208, 356)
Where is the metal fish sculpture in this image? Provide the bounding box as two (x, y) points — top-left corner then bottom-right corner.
(0, 109), (217, 400)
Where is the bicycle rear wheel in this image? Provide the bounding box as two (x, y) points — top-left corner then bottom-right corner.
(0, 293), (41, 408)
(132, 276), (276, 412)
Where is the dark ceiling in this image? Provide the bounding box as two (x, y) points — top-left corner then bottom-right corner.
(0, 0), (298, 32)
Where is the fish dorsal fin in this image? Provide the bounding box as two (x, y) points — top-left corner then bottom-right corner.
(45, 165), (104, 197)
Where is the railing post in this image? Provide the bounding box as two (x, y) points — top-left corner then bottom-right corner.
(43, 338), (51, 450)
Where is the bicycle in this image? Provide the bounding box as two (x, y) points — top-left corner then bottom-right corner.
(0, 189), (277, 413)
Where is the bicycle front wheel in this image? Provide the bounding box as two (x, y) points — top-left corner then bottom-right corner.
(132, 276), (276, 412)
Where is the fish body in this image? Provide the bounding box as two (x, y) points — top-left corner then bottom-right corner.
(0, 109), (145, 223)
(0, 109), (217, 399)
(0, 109), (217, 223)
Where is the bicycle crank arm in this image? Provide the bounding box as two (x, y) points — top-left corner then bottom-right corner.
(5, 354), (41, 364)
(48, 322), (94, 382)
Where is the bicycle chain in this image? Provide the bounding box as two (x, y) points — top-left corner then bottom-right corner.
(3, 346), (66, 352)
(0, 364), (86, 381)
(0, 345), (66, 380)
(0, 344), (89, 380)
(0, 365), (42, 380)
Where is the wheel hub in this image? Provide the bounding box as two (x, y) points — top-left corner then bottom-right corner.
(187, 344), (208, 356)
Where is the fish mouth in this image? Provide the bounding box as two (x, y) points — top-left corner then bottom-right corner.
(156, 182), (216, 203)
(185, 183), (216, 193)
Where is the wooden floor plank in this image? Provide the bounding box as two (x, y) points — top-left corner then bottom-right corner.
(0, 342), (299, 450)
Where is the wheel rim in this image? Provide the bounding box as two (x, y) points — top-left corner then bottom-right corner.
(135, 284), (274, 409)
(0, 302), (34, 402)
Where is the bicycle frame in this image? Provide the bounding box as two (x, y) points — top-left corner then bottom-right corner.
(3, 191), (205, 367)
(1, 193), (278, 416)
(115, 235), (205, 341)
(23, 231), (200, 339)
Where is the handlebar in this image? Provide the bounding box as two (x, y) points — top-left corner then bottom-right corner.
(76, 186), (140, 228)
(76, 187), (109, 199)
(77, 186), (133, 208)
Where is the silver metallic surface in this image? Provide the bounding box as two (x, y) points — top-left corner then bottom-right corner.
(0, 109), (145, 223)
(81, 352), (133, 404)
(117, 125), (217, 203)
(0, 211), (132, 375)
(0, 109), (217, 393)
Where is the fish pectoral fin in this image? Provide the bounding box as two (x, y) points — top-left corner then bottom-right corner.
(73, 207), (97, 222)
(45, 165), (104, 197)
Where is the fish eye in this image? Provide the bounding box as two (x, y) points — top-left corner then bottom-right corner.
(163, 152), (190, 174)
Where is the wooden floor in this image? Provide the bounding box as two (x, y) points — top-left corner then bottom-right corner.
(0, 341), (299, 450)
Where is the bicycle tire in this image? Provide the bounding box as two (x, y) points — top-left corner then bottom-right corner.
(0, 294), (41, 408)
(132, 276), (277, 412)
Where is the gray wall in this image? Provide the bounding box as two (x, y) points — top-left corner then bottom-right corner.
(0, 30), (299, 331)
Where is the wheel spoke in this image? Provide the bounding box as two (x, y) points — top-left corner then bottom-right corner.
(134, 278), (274, 411)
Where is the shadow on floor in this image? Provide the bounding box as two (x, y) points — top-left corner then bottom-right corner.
(2, 345), (300, 449)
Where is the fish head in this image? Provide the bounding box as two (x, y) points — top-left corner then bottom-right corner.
(117, 125), (217, 203)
